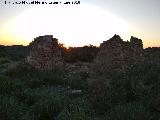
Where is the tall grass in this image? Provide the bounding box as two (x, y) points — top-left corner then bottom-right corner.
(0, 95), (29, 120)
(56, 98), (95, 120)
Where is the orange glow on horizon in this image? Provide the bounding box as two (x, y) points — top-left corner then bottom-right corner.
(0, 33), (159, 48)
(0, 34), (29, 46)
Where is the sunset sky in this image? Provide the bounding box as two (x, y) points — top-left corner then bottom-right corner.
(0, 0), (160, 48)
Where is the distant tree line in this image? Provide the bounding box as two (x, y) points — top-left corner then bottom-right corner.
(144, 47), (160, 59)
(0, 44), (99, 62)
(59, 44), (100, 63)
(1, 44), (160, 63)
(0, 45), (29, 61)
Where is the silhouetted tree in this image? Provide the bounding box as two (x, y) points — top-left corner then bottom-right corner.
(59, 45), (99, 63)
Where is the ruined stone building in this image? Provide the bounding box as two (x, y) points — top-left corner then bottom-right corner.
(94, 34), (144, 74)
(26, 35), (63, 70)
(26, 34), (144, 73)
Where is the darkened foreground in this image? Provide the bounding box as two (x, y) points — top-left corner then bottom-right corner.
(0, 35), (160, 120)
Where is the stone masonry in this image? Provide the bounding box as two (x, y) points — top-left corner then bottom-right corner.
(26, 35), (63, 70)
(94, 34), (144, 74)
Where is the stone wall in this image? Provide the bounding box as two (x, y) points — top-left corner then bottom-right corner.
(26, 35), (63, 70)
(26, 34), (144, 72)
(94, 34), (144, 74)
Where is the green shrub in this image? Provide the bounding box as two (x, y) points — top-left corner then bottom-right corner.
(27, 79), (46, 89)
(123, 64), (152, 102)
(28, 89), (71, 120)
(87, 77), (128, 114)
(0, 75), (14, 94)
(0, 75), (28, 96)
(6, 62), (67, 87)
(0, 58), (11, 64)
(5, 62), (34, 79)
(22, 87), (53, 106)
(10, 81), (29, 103)
(56, 98), (95, 120)
(105, 102), (157, 120)
(0, 95), (29, 120)
(68, 73), (88, 90)
(24, 72), (66, 88)
(42, 71), (66, 86)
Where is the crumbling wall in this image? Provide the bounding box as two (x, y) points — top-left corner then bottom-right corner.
(26, 35), (63, 70)
(94, 34), (144, 75)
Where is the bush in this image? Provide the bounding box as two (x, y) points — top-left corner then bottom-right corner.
(56, 98), (95, 120)
(22, 87), (62, 105)
(0, 95), (29, 120)
(105, 102), (157, 120)
(26, 79), (46, 89)
(25, 72), (66, 88)
(68, 73), (88, 90)
(0, 58), (11, 65)
(88, 76), (131, 113)
(27, 88), (71, 120)
(5, 62), (34, 79)
(6, 62), (67, 87)
(87, 76), (151, 114)
(87, 79), (114, 114)
(0, 75), (14, 94)
(42, 71), (66, 86)
(0, 75), (28, 97)
(123, 64), (152, 102)
(0, 75), (26, 94)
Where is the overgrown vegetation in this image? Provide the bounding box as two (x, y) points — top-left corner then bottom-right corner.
(0, 45), (29, 61)
(60, 44), (99, 63)
(0, 46), (160, 120)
